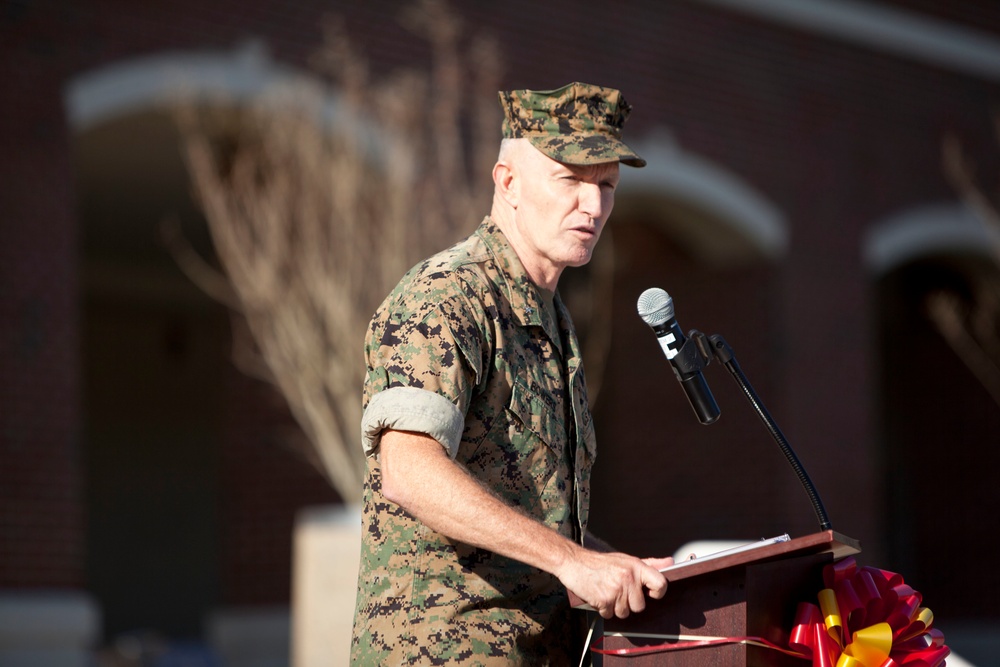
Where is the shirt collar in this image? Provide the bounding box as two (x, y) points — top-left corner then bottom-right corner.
(476, 217), (564, 347)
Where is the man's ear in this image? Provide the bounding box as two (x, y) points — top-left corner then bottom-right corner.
(493, 161), (519, 207)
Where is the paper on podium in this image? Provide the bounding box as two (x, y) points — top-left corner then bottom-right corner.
(664, 534), (791, 572)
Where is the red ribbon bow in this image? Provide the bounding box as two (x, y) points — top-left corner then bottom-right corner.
(789, 557), (950, 667)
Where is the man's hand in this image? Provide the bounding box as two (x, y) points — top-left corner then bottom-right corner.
(558, 549), (672, 619)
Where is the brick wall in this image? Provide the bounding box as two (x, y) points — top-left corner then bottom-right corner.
(1, 2), (85, 588)
(219, 369), (338, 606)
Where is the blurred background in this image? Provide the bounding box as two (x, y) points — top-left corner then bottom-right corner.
(2, 0), (999, 665)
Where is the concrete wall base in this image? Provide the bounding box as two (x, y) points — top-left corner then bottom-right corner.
(0, 590), (100, 667)
(206, 606), (290, 667)
(290, 504), (361, 667)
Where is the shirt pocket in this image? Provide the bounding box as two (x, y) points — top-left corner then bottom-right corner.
(509, 375), (562, 453)
(462, 375), (567, 517)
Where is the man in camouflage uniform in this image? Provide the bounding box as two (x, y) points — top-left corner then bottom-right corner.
(351, 83), (672, 665)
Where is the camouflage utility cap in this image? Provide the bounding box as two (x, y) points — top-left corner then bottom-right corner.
(499, 81), (646, 168)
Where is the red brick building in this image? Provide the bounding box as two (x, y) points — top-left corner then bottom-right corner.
(3, 0), (999, 664)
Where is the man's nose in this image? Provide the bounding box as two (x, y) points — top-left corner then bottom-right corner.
(579, 182), (606, 219)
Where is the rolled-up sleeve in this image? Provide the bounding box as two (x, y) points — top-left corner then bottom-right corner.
(361, 386), (465, 459)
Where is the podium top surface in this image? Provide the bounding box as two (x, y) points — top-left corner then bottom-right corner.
(661, 530), (860, 583)
(568, 531), (860, 610)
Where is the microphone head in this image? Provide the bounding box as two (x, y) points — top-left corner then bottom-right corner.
(637, 288), (674, 327)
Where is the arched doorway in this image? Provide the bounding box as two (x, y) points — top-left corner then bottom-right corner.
(66, 45), (342, 652)
(70, 67), (235, 645)
(867, 202), (1000, 622)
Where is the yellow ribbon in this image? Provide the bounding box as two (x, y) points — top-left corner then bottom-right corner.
(819, 588), (845, 647)
(840, 622), (893, 667)
(819, 587), (893, 667)
(903, 607), (934, 639)
(836, 656), (864, 667)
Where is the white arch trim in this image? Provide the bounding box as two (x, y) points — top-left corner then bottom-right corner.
(64, 41), (390, 166)
(864, 202), (1000, 275)
(64, 40), (307, 130)
(696, 0), (1000, 83)
(621, 131), (789, 259)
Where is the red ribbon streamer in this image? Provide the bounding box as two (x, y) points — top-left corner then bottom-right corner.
(590, 633), (807, 659)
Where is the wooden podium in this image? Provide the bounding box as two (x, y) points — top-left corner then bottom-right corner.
(596, 531), (860, 666)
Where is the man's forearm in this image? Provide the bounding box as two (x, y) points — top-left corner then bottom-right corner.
(377, 428), (670, 619)
(378, 429), (580, 576)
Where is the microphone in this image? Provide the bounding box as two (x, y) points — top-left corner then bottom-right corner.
(637, 288), (721, 425)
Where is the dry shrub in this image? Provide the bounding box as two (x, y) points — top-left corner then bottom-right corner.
(168, 0), (501, 500)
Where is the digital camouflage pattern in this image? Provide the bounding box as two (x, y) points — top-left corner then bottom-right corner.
(351, 218), (597, 665)
(499, 82), (646, 168)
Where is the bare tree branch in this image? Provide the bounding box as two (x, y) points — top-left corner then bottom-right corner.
(943, 131), (1000, 263)
(925, 290), (1000, 406)
(939, 123), (1000, 409)
(165, 1), (502, 501)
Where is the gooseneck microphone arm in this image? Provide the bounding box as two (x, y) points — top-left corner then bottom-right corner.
(705, 333), (833, 532)
(637, 287), (832, 532)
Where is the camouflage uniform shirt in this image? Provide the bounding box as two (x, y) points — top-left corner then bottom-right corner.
(351, 217), (597, 665)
